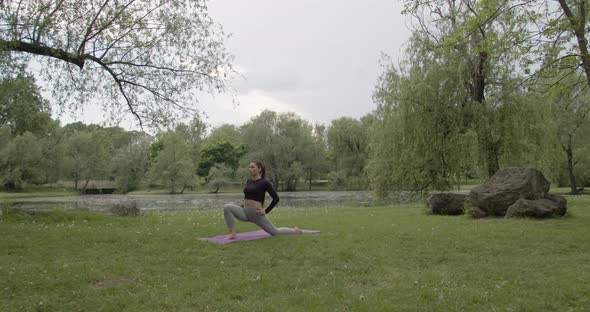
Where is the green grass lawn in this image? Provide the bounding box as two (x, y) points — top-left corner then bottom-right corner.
(1, 197), (589, 311)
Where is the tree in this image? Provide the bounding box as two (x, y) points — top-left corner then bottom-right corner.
(527, 0), (590, 191)
(205, 124), (243, 145)
(516, 0), (590, 96)
(0, 75), (52, 136)
(174, 114), (208, 166)
(62, 122), (100, 134)
(301, 123), (329, 190)
(556, 93), (589, 194)
(63, 130), (111, 192)
(369, 30), (553, 196)
(0, 126), (9, 148)
(148, 131), (196, 194)
(0, 131), (43, 190)
(327, 116), (372, 190)
(111, 138), (150, 193)
(0, 0), (234, 128)
(539, 70), (590, 194)
(240, 110), (317, 191)
(366, 0), (561, 197)
(197, 141), (245, 178)
(401, 0), (549, 178)
(207, 163), (233, 193)
(36, 122), (66, 184)
(553, 0), (590, 86)
(101, 126), (145, 150)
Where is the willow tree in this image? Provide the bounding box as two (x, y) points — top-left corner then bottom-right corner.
(369, 0), (554, 196)
(111, 138), (150, 193)
(63, 129), (112, 192)
(0, 132), (44, 190)
(148, 130), (196, 194)
(554, 87), (590, 194)
(0, 0), (233, 128)
(369, 44), (478, 196)
(529, 0), (590, 192)
(303, 123), (329, 191)
(535, 67), (590, 194)
(401, 0), (550, 178)
(326, 116), (373, 190)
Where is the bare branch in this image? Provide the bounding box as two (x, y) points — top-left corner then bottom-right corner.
(78, 0), (111, 55)
(80, 0), (142, 55)
(34, 0), (65, 43)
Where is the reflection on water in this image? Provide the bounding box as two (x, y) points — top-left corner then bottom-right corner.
(9, 191), (420, 212)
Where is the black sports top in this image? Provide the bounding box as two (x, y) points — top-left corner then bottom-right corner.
(243, 178), (280, 214)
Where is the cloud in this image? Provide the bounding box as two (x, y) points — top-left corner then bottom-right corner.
(200, 89), (309, 128)
(233, 67), (302, 94)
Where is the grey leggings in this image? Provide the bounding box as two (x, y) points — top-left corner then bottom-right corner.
(223, 203), (299, 236)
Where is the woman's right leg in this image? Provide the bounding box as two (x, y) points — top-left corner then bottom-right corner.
(223, 203), (248, 232)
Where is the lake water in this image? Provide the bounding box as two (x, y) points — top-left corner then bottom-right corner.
(8, 191), (421, 212)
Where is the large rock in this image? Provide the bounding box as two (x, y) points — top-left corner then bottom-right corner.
(468, 207), (488, 219)
(469, 167), (550, 216)
(505, 194), (567, 218)
(426, 192), (466, 215)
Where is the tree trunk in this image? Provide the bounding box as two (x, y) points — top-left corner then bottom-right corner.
(4, 181), (16, 191)
(471, 50), (500, 178)
(487, 141), (500, 178)
(272, 172), (281, 191)
(563, 135), (578, 195)
(210, 185), (220, 194)
(81, 179), (90, 194)
(285, 176), (297, 192)
(308, 170), (312, 191)
(472, 52), (488, 103)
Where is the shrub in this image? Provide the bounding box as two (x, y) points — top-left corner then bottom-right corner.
(1, 200), (14, 216)
(109, 201), (141, 217)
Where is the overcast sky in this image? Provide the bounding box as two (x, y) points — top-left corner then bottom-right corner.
(55, 0), (411, 130)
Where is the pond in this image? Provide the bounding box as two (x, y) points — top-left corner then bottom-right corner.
(8, 191), (421, 213)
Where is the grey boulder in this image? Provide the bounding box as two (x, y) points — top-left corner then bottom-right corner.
(505, 194), (567, 218)
(469, 167), (550, 216)
(426, 192), (467, 215)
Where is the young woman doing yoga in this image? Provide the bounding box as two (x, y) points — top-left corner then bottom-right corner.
(223, 160), (302, 239)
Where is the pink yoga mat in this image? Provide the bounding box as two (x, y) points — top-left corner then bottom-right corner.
(199, 229), (320, 244)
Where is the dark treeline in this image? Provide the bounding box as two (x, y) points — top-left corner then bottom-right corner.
(0, 76), (372, 193)
(1, 73), (588, 196)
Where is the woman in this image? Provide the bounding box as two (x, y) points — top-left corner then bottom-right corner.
(223, 160), (302, 239)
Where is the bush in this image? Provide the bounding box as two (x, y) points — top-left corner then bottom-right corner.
(1, 200), (14, 216)
(109, 202), (141, 217)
